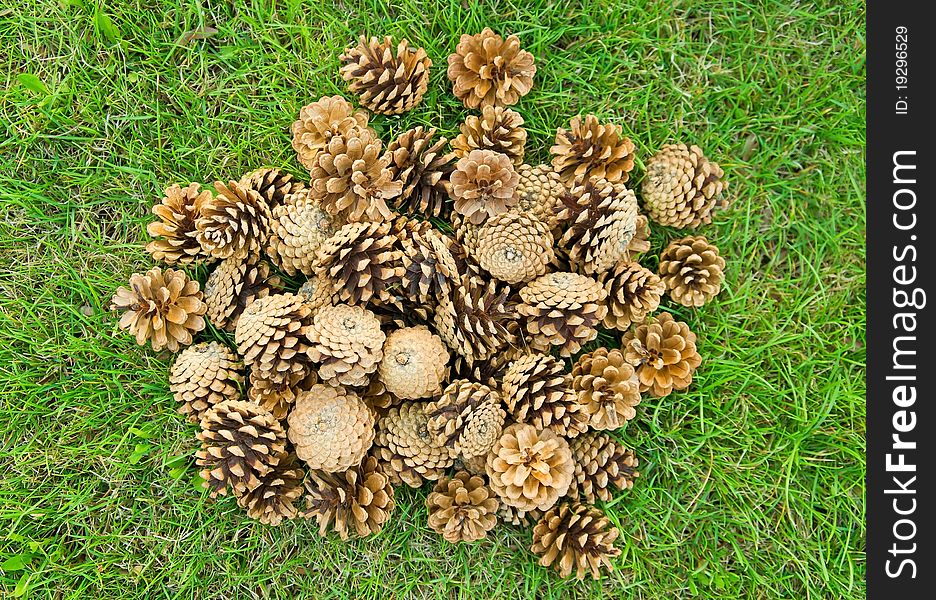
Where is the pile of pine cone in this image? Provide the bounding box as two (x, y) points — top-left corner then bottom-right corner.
(110, 29), (729, 581)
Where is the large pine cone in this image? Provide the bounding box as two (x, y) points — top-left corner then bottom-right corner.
(550, 115), (636, 185)
(399, 225), (461, 307)
(642, 143), (728, 228)
(306, 303), (385, 387)
(234, 293), (314, 385)
(247, 369), (318, 421)
(452, 105), (526, 165)
(303, 455), (395, 539)
(486, 423), (573, 512)
(571, 347), (642, 430)
(291, 95), (371, 171)
(340, 36), (431, 115)
(236, 453), (305, 526)
(426, 471), (499, 543)
(287, 384), (375, 472)
(531, 502), (621, 580)
(447, 28), (535, 108)
(658, 236), (726, 307)
(195, 180), (272, 260)
(601, 261), (664, 331)
(266, 189), (338, 276)
(517, 272), (607, 357)
(373, 401), (456, 487)
(450, 149), (520, 225)
(239, 167), (306, 210)
(557, 176), (638, 275)
(378, 326), (450, 399)
(568, 432), (639, 504)
(146, 183), (212, 265)
(110, 267), (206, 352)
(195, 400), (286, 497)
(426, 379), (506, 459)
(385, 126), (454, 218)
(476, 211), (554, 284)
(433, 275), (518, 364)
(622, 312), (701, 397)
(514, 164), (565, 230)
(169, 341), (244, 423)
(501, 354), (588, 438)
(204, 254), (281, 331)
(314, 220), (404, 306)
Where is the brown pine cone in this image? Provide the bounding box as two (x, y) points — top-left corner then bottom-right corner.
(196, 400), (286, 497)
(305, 303), (385, 387)
(501, 354), (588, 438)
(169, 341), (244, 423)
(195, 181), (272, 260)
(447, 28), (535, 108)
(291, 95), (371, 171)
(314, 220), (404, 306)
(486, 423), (573, 511)
(450, 149), (520, 225)
(557, 176), (638, 275)
(571, 347), (641, 429)
(239, 167), (306, 210)
(623, 215), (651, 263)
(236, 452), (305, 526)
(659, 236), (726, 307)
(234, 293), (314, 385)
(287, 384), (375, 472)
(514, 164), (565, 230)
(373, 401), (456, 487)
(498, 504), (543, 528)
(426, 379), (506, 459)
(385, 126), (454, 218)
(452, 105), (526, 165)
(247, 369), (318, 421)
(110, 267), (206, 352)
(340, 36), (431, 115)
(303, 455), (395, 539)
(550, 115), (636, 185)
(433, 275), (518, 364)
(297, 274), (335, 313)
(623, 312), (701, 397)
(399, 225), (460, 307)
(531, 501), (621, 580)
(146, 183), (212, 265)
(378, 326), (450, 399)
(266, 189), (338, 277)
(601, 262), (664, 331)
(642, 143), (728, 229)
(517, 272), (608, 357)
(426, 471), (499, 543)
(568, 432), (639, 504)
(476, 211), (554, 284)
(204, 255), (281, 331)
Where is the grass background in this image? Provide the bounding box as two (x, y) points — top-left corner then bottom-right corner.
(0, 0), (865, 598)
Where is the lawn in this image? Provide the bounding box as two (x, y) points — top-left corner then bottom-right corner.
(0, 1), (866, 598)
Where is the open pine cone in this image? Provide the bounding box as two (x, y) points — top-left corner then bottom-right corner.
(239, 167), (306, 210)
(499, 505), (544, 528)
(642, 143), (728, 228)
(426, 379), (506, 459)
(204, 254), (281, 331)
(450, 149), (520, 225)
(452, 105), (526, 165)
(531, 502), (621, 580)
(601, 261), (664, 331)
(303, 455), (395, 539)
(378, 326), (450, 399)
(247, 369), (318, 421)
(373, 401), (456, 487)
(447, 28), (535, 108)
(514, 164), (565, 230)
(550, 115), (636, 185)
(287, 384), (375, 472)
(399, 225), (461, 307)
(501, 354), (588, 438)
(146, 183), (212, 265)
(426, 471), (499, 543)
(266, 189), (338, 276)
(476, 211), (554, 284)
(291, 95), (371, 170)
(658, 236), (726, 307)
(235, 293), (314, 385)
(486, 423), (574, 512)
(195, 180), (272, 260)
(306, 303), (385, 387)
(340, 36), (431, 115)
(568, 432), (639, 504)
(314, 220), (404, 307)
(169, 341), (244, 423)
(517, 272), (608, 357)
(433, 275), (518, 364)
(385, 126), (454, 218)
(623, 312), (701, 397)
(236, 452), (305, 526)
(571, 347), (641, 429)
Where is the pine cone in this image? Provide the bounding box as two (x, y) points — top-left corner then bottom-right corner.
(169, 341), (244, 423)
(572, 348), (641, 429)
(427, 471), (499, 543)
(291, 95), (371, 170)
(239, 167), (306, 210)
(458, 453), (489, 478)
(234, 293), (314, 385)
(600, 262), (664, 331)
(314, 220), (404, 306)
(658, 236), (726, 307)
(447, 28), (535, 108)
(450, 149), (520, 225)
(110, 267), (206, 352)
(266, 189), (338, 277)
(297, 274), (335, 313)
(487, 423), (573, 511)
(642, 143), (728, 228)
(501, 354), (588, 438)
(373, 401), (456, 487)
(452, 106), (526, 166)
(340, 36), (431, 115)
(531, 502), (621, 580)
(195, 181), (272, 260)
(399, 225), (461, 307)
(146, 183), (212, 265)
(433, 275), (518, 364)
(517, 272), (608, 357)
(247, 369), (318, 421)
(378, 326), (450, 399)
(514, 164), (565, 230)
(498, 504), (543, 528)
(623, 214), (651, 263)
(303, 455), (395, 539)
(204, 255), (281, 331)
(385, 126), (454, 218)
(287, 384), (375, 472)
(306, 303), (385, 387)
(568, 432), (639, 504)
(426, 380), (506, 459)
(451, 212), (481, 257)
(622, 312), (701, 397)
(550, 115), (636, 185)
(557, 176), (638, 275)
(236, 453), (305, 526)
(476, 211), (554, 284)
(195, 400), (286, 497)
(360, 376), (402, 412)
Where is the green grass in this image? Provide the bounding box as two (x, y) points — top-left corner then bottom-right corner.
(0, 0), (865, 598)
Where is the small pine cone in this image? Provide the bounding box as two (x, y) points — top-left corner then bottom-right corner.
(340, 36), (431, 115)
(642, 144), (728, 228)
(297, 274), (335, 313)
(234, 293), (314, 385)
(373, 401), (456, 487)
(195, 400), (286, 497)
(623, 215), (652, 263)
(501, 354), (588, 438)
(451, 105), (526, 166)
(601, 262), (664, 331)
(110, 267), (206, 352)
(306, 303), (385, 387)
(169, 341), (244, 423)
(314, 220), (404, 306)
(514, 164), (565, 230)
(531, 502), (621, 580)
(287, 384), (375, 472)
(239, 167), (306, 210)
(622, 312), (702, 397)
(427, 471), (499, 543)
(385, 126), (454, 218)
(379, 326), (450, 400)
(204, 255), (281, 331)
(426, 380), (506, 459)
(309, 129), (403, 223)
(266, 189), (338, 277)
(458, 453), (489, 478)
(303, 455), (395, 539)
(247, 369), (318, 421)
(568, 432), (639, 504)
(236, 452), (305, 526)
(451, 212), (481, 257)
(476, 211), (554, 284)
(146, 183), (212, 265)
(571, 347), (641, 429)
(450, 149), (520, 225)
(550, 115), (636, 185)
(658, 236), (726, 307)
(449, 348), (518, 389)
(498, 504), (543, 528)
(517, 272), (608, 357)
(432, 275), (518, 364)
(447, 28), (535, 109)
(291, 95), (371, 171)
(557, 177), (639, 275)
(399, 226), (461, 307)
(361, 376), (401, 412)
(195, 181), (272, 260)
(486, 423), (574, 512)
